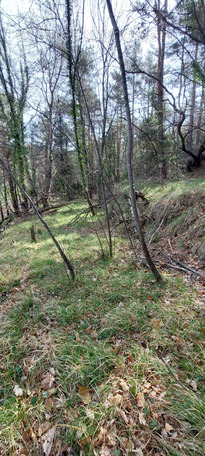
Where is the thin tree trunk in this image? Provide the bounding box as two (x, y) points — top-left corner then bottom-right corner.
(78, 75), (113, 258)
(187, 43), (198, 151)
(3, 170), (9, 216)
(65, 0), (95, 216)
(5, 156), (19, 214)
(0, 198), (4, 222)
(0, 157), (75, 280)
(106, 0), (162, 282)
(196, 84), (205, 145)
(156, 0), (167, 180)
(116, 107), (122, 182)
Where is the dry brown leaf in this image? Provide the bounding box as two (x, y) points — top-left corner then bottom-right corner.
(41, 372), (55, 390)
(29, 427), (35, 440)
(79, 436), (90, 449)
(135, 450), (143, 456)
(165, 422), (174, 432)
(85, 409), (95, 420)
(161, 428), (168, 440)
(44, 397), (54, 411)
(90, 330), (98, 340)
(93, 427), (107, 447)
(38, 422), (52, 437)
(22, 430), (32, 444)
(54, 438), (64, 456)
(113, 340), (121, 354)
(109, 394), (122, 406)
(197, 290), (205, 296)
(158, 391), (166, 400)
(41, 425), (56, 456)
(103, 398), (111, 408)
(78, 386), (91, 404)
(99, 447), (112, 456)
(116, 407), (129, 424)
(143, 382), (151, 391)
(127, 354), (135, 364)
(138, 412), (146, 426)
(149, 390), (157, 398)
(85, 325), (92, 333)
(124, 398), (132, 411)
(190, 380), (198, 391)
(18, 447), (29, 456)
(105, 423), (117, 447)
(120, 437), (134, 452)
(118, 379), (129, 391)
(136, 392), (145, 408)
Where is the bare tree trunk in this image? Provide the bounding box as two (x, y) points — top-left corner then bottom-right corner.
(156, 0), (168, 180)
(196, 84), (205, 145)
(116, 106), (122, 182)
(0, 157), (75, 280)
(3, 170), (9, 216)
(0, 198), (4, 222)
(43, 113), (53, 207)
(5, 155), (19, 214)
(65, 0), (95, 216)
(78, 75), (113, 257)
(187, 43), (198, 151)
(106, 0), (162, 282)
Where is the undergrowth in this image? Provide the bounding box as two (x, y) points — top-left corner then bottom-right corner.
(0, 187), (205, 455)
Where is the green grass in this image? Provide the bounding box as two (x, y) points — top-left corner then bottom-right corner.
(0, 194), (205, 455)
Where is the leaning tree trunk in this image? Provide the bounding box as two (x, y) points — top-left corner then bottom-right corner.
(0, 157), (75, 280)
(106, 0), (162, 282)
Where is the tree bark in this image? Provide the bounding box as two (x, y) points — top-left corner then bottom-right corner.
(65, 0), (95, 216)
(156, 0), (168, 180)
(106, 0), (162, 282)
(187, 43), (198, 151)
(0, 198), (4, 223)
(77, 75), (113, 258)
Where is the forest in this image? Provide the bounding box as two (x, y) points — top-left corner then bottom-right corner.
(0, 0), (205, 455)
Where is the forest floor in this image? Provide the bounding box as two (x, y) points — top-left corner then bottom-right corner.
(0, 177), (205, 456)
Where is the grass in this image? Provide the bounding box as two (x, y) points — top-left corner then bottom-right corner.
(0, 188), (205, 455)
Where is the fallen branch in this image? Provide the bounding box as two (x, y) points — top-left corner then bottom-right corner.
(37, 203), (67, 213)
(168, 256), (205, 280)
(157, 259), (205, 281)
(163, 263), (190, 274)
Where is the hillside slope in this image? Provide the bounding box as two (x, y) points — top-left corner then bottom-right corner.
(141, 178), (205, 261)
(0, 180), (205, 456)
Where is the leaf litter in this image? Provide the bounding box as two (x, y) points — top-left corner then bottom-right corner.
(1, 198), (205, 455)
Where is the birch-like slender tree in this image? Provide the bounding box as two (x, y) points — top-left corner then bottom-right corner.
(106, 0), (162, 282)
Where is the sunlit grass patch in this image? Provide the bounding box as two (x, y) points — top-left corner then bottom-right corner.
(0, 195), (205, 454)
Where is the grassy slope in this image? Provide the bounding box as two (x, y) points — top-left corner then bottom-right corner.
(143, 178), (205, 258)
(0, 180), (205, 456)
